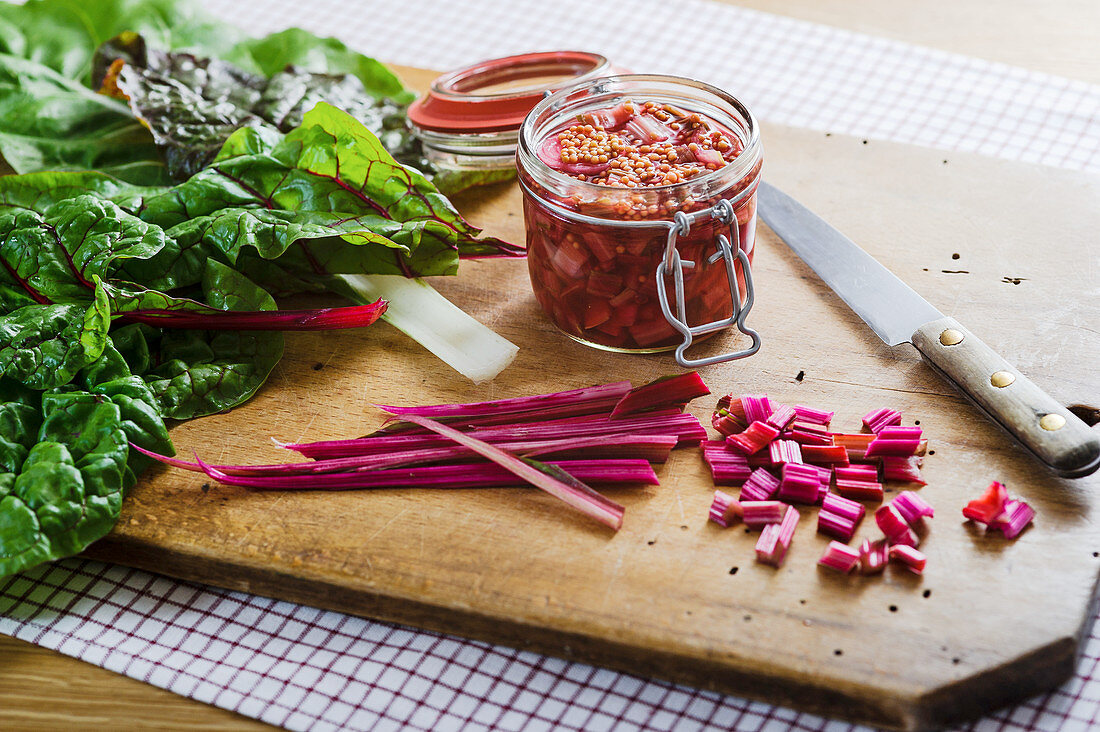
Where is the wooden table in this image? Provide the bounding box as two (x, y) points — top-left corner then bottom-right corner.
(3, 1), (1097, 728)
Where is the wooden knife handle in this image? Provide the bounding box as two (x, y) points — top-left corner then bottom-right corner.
(911, 317), (1100, 478)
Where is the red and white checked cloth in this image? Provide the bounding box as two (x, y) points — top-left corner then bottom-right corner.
(4, 1), (1100, 730)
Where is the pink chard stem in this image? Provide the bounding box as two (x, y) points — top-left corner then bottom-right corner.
(396, 414), (625, 530)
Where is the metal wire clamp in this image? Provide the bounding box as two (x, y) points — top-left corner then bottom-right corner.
(655, 198), (761, 367)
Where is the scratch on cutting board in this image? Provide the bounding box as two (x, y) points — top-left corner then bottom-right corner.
(600, 549), (627, 610)
(812, 377), (955, 400)
(292, 414), (319, 444)
(314, 348), (340, 373)
(232, 496), (289, 547)
(364, 508), (410, 545)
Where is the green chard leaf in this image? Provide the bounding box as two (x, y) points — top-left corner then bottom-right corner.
(77, 341), (174, 477)
(204, 103), (518, 272)
(93, 31), (417, 182)
(95, 34), (271, 180)
(0, 0), (513, 195)
(0, 194), (167, 306)
(0, 0), (240, 84)
(0, 169), (151, 216)
(225, 27), (413, 104)
(0, 187), (285, 419)
(0, 378), (42, 474)
(0, 295), (110, 390)
(0, 391), (128, 577)
(0, 329), (174, 578)
(120, 260), (284, 420)
(0, 53), (170, 185)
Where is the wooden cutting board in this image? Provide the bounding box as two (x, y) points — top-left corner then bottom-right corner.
(84, 68), (1100, 731)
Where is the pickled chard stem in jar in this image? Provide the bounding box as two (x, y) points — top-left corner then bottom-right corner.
(517, 75), (762, 353)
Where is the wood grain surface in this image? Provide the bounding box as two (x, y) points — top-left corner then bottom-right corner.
(0, 635), (268, 730)
(61, 110), (1099, 731)
(4, 3), (1100, 727)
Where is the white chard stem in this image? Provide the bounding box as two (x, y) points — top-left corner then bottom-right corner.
(336, 274), (518, 383)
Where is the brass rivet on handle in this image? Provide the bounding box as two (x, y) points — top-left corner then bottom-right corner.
(990, 371), (1015, 388)
(939, 329), (964, 346)
(1040, 414), (1066, 431)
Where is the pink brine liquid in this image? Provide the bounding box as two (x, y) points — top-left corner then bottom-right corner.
(521, 99), (760, 351)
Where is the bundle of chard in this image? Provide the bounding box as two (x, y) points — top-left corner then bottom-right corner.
(138, 373), (711, 530)
(706, 394), (934, 573)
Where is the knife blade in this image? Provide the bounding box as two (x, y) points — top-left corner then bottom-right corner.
(757, 181), (1100, 478)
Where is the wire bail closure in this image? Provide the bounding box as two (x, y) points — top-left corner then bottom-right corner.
(655, 198), (761, 367)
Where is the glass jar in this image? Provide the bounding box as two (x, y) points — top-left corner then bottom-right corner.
(407, 51), (615, 173)
(516, 75), (763, 366)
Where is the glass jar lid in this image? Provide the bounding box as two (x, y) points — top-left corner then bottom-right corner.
(407, 51), (613, 134)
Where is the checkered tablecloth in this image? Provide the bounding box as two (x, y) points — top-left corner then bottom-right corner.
(3, 1), (1100, 730)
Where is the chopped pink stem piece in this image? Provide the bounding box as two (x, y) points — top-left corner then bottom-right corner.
(766, 404), (797, 431)
(768, 439), (803, 465)
(741, 500), (789, 528)
(712, 412), (746, 436)
(784, 422), (834, 445)
(822, 492), (865, 523)
(990, 499), (1035, 539)
(740, 394), (773, 425)
(892, 490), (934, 525)
(819, 541), (861, 573)
(792, 405), (834, 425)
(881, 456), (927, 485)
(963, 480), (1009, 524)
(726, 421), (780, 455)
(832, 433), (876, 458)
(702, 444), (752, 485)
(709, 490), (740, 527)
(756, 505), (799, 567)
(807, 464), (832, 486)
(875, 504), (911, 539)
(889, 544), (927, 574)
(835, 465), (880, 483)
(859, 538), (890, 574)
(778, 463), (821, 504)
(709, 463), (753, 485)
(817, 511), (858, 542)
(878, 425), (923, 441)
(711, 397), (745, 436)
(864, 438), (921, 458)
(863, 408), (903, 433)
(740, 468), (781, 501)
(834, 478), (884, 502)
(801, 445), (849, 467)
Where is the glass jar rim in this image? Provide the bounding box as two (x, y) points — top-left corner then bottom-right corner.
(517, 73), (762, 198)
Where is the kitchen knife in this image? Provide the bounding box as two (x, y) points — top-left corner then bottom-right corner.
(757, 181), (1100, 478)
